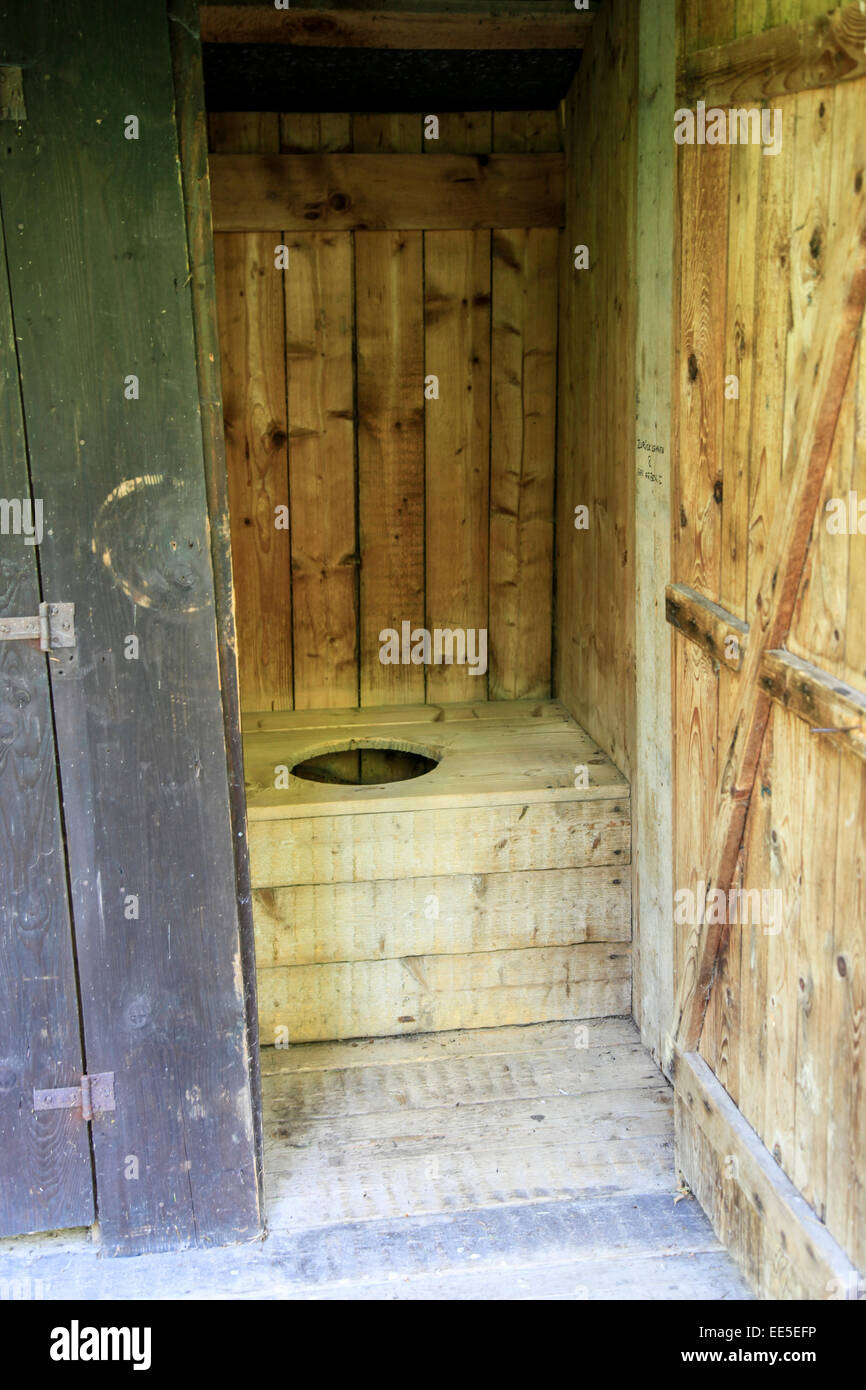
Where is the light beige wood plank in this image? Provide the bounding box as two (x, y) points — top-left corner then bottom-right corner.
(261, 1044), (660, 1118)
(424, 229), (491, 701)
(243, 698), (629, 818)
(675, 1049), (860, 1299)
(249, 798), (631, 888)
(489, 227), (557, 698)
(253, 865), (630, 967)
(259, 1016), (641, 1075)
(246, 696), (570, 734)
(259, 944), (632, 1044)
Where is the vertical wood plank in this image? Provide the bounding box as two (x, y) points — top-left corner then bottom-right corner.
(828, 755), (866, 1270)
(352, 113), (422, 153)
(492, 110), (563, 153)
(279, 113), (352, 153)
(285, 232), (358, 708)
(555, 1), (636, 783)
(423, 112), (491, 703)
(489, 227), (557, 699)
(673, 136), (729, 1070)
(356, 230), (426, 705)
(354, 114), (425, 705)
(424, 229), (491, 702)
(169, 0), (264, 1199)
(634, 0), (676, 1062)
(0, 211), (94, 1238)
(430, 111), (492, 154)
(733, 99), (795, 1140)
(761, 710), (803, 1178)
(211, 113), (292, 714)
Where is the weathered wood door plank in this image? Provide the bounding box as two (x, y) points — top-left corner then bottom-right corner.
(0, 211), (94, 1239)
(0, 0), (261, 1251)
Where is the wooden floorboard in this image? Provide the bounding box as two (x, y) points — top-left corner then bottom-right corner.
(0, 1022), (750, 1299)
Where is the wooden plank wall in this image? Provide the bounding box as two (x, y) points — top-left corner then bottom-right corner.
(675, 0), (866, 1277)
(555, 0), (637, 785)
(555, 0), (638, 1025)
(211, 111), (560, 714)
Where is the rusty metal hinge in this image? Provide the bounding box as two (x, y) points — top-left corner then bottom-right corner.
(33, 1073), (116, 1121)
(0, 602), (75, 652)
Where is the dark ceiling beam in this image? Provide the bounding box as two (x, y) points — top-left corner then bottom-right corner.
(199, 4), (596, 49)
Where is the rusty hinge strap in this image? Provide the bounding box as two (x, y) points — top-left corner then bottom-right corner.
(33, 1072), (115, 1119)
(0, 602), (75, 651)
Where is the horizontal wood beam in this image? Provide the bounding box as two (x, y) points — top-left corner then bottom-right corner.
(760, 648), (866, 764)
(665, 582), (747, 672)
(679, 3), (866, 105)
(675, 1050), (861, 1299)
(200, 4), (594, 49)
(209, 153), (565, 231)
(666, 587), (866, 764)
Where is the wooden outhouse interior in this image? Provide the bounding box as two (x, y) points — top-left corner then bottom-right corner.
(209, 91), (637, 1047)
(2, 0), (866, 1304)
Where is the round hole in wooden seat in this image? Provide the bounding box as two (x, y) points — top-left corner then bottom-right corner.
(290, 740), (440, 787)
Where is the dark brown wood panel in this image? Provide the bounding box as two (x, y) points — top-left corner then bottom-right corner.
(0, 0), (261, 1252)
(0, 213), (94, 1240)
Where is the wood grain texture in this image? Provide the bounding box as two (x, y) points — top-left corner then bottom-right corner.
(250, 798), (630, 890)
(168, 0), (265, 1204)
(679, 3), (866, 103)
(356, 230), (426, 705)
(209, 154), (566, 232)
(492, 110), (563, 153)
(212, 114), (293, 713)
(424, 229), (491, 702)
(0, 1018), (751, 1303)
(279, 112), (351, 153)
(285, 232), (358, 708)
(666, 583), (748, 672)
(199, 5), (595, 48)
(674, 10), (866, 1283)
(634, 0), (676, 1065)
(258, 944), (632, 1043)
(0, 212), (93, 1239)
(670, 122), (866, 1057)
(243, 698), (629, 820)
(555, 0), (636, 783)
(490, 227), (557, 699)
(253, 866), (631, 967)
(351, 112), (421, 154)
(672, 130), (728, 1070)
(674, 1049), (860, 1299)
(212, 111), (560, 712)
(1, 0), (260, 1252)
